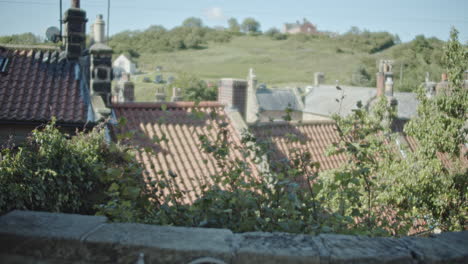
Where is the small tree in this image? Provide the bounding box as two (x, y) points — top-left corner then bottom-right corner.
(227, 18), (240, 33)
(182, 17), (203, 28)
(241, 18), (261, 34)
(396, 27), (468, 231)
(405, 28), (467, 159)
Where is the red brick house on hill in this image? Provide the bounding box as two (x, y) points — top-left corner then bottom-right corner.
(283, 19), (318, 34)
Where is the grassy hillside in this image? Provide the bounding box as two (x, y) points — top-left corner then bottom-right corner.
(136, 35), (370, 83)
(120, 35), (445, 101)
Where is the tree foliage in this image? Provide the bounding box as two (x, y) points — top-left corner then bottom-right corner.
(405, 28), (467, 158)
(170, 72), (217, 101)
(241, 18), (261, 33)
(338, 27), (397, 54)
(394, 28), (467, 231)
(0, 121), (148, 219)
(227, 18), (241, 33)
(182, 17), (203, 28)
(108, 22), (238, 55)
(0, 32), (41, 45)
(265, 27), (287, 40)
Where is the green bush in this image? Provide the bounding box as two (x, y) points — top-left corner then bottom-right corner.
(170, 72), (217, 101)
(0, 120), (147, 218)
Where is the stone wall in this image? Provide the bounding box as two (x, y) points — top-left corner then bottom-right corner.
(0, 210), (467, 264)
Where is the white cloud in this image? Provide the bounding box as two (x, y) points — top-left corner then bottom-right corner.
(204, 7), (224, 20)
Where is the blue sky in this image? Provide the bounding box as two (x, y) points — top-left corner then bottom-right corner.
(0, 0), (467, 43)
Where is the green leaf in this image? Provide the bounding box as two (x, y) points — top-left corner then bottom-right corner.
(108, 183), (119, 192)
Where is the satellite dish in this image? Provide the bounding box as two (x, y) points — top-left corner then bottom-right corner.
(46, 26), (61, 43)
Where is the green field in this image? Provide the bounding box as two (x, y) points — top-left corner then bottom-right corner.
(128, 35), (404, 101)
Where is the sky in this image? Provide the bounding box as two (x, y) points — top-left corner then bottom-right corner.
(0, 0), (467, 43)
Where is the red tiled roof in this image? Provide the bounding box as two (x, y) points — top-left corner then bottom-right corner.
(0, 47), (88, 124)
(250, 121), (347, 172)
(112, 102), (260, 204)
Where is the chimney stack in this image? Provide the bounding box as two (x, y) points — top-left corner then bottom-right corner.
(218, 78), (248, 117)
(246, 68), (259, 123)
(63, 0), (87, 60)
(89, 43), (113, 107)
(377, 60), (393, 96)
(71, 0), (80, 8)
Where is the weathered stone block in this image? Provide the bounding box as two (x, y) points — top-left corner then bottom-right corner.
(233, 232), (326, 264)
(83, 223), (234, 264)
(400, 231), (468, 264)
(0, 210), (107, 261)
(319, 234), (414, 264)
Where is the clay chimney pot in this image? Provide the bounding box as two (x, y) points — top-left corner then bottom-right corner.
(72, 0), (80, 8)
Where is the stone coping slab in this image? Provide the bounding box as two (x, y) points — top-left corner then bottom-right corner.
(0, 210), (467, 264)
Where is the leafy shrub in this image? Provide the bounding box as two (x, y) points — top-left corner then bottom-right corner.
(338, 27), (397, 54)
(206, 30), (233, 43)
(0, 120), (147, 218)
(265, 28), (287, 40)
(170, 72), (217, 101)
(0, 32), (41, 45)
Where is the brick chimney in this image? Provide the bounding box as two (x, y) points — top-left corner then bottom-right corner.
(63, 0), (87, 59)
(218, 78), (248, 117)
(377, 60), (393, 96)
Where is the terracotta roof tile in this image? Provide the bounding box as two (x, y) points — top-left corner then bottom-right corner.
(0, 46), (88, 124)
(250, 121), (347, 172)
(113, 102), (259, 204)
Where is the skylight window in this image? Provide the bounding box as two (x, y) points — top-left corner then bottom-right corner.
(0, 57), (10, 73)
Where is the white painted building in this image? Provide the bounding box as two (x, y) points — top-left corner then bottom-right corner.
(113, 54), (136, 76)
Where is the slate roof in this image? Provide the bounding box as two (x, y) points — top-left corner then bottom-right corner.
(393, 92), (419, 120)
(0, 47), (89, 124)
(112, 102), (260, 204)
(303, 85), (376, 117)
(256, 88), (303, 111)
(304, 85), (419, 120)
(250, 121), (347, 174)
